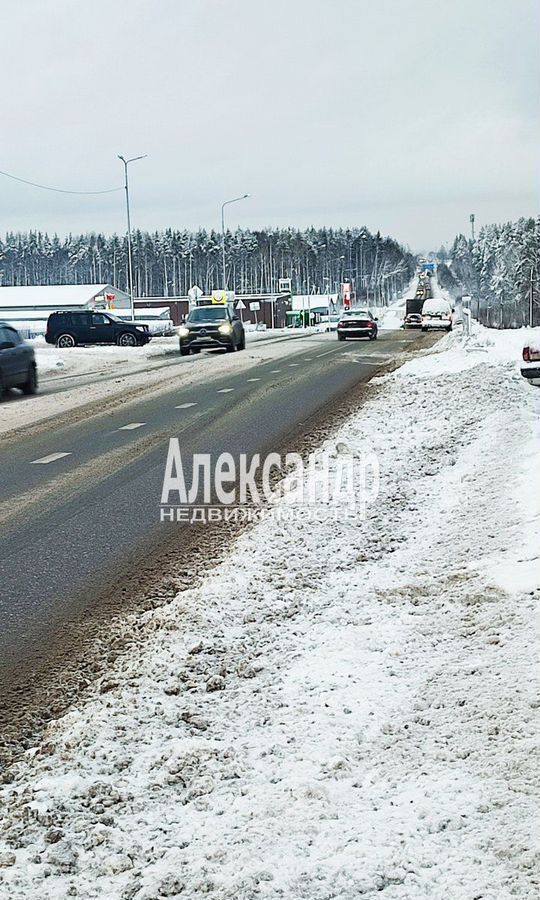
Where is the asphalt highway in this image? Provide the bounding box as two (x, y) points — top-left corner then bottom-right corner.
(0, 329), (434, 677)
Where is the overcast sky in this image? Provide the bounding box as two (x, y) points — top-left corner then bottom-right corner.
(1, 0), (538, 251)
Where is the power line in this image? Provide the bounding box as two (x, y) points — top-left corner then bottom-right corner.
(0, 168), (122, 195)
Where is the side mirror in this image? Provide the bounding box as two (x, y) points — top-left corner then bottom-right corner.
(374, 317), (379, 322)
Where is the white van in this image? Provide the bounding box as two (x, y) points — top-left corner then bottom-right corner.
(421, 298), (453, 332)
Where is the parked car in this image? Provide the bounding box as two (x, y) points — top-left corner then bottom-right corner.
(337, 308), (378, 341)
(521, 340), (540, 386)
(45, 310), (151, 348)
(0, 322), (37, 398)
(178, 305), (245, 354)
(421, 298), (453, 332)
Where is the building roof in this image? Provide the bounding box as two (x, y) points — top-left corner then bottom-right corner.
(0, 284), (124, 309)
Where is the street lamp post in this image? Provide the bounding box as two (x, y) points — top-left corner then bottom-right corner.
(118, 154), (147, 321)
(221, 194), (250, 290)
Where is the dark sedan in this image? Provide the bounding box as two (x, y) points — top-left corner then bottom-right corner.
(179, 305), (245, 355)
(0, 322), (38, 398)
(337, 308), (378, 341)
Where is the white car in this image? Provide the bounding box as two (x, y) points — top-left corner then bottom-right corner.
(521, 341), (540, 386)
(421, 298), (453, 332)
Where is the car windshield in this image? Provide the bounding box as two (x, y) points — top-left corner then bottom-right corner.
(188, 307), (228, 323)
(343, 309), (370, 318)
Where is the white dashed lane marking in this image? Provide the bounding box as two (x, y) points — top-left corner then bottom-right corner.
(30, 452), (72, 465)
(118, 423), (146, 431)
(288, 363), (299, 367)
(175, 402), (197, 409)
(246, 378), (260, 382)
(270, 369), (281, 374)
(217, 388), (234, 393)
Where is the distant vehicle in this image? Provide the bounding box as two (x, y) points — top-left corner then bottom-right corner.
(111, 307), (175, 336)
(327, 313), (341, 332)
(421, 298), (453, 332)
(337, 308), (378, 341)
(0, 322), (37, 398)
(521, 341), (540, 386)
(403, 297), (424, 328)
(178, 305), (245, 354)
(45, 310), (151, 348)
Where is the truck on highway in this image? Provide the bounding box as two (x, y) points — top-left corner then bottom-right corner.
(403, 297), (424, 328)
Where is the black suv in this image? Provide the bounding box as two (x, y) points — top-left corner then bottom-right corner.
(0, 322), (37, 398)
(179, 305), (245, 355)
(45, 310), (151, 348)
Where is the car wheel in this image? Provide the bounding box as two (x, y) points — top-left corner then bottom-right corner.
(226, 341), (236, 352)
(238, 335), (246, 350)
(421, 326), (428, 332)
(446, 325), (452, 332)
(56, 333), (76, 348)
(191, 347), (201, 354)
(369, 332), (378, 340)
(21, 365), (38, 395)
(337, 334), (346, 341)
(179, 343), (190, 356)
(117, 332), (137, 347)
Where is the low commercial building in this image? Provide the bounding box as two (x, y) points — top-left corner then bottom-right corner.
(0, 284), (130, 337)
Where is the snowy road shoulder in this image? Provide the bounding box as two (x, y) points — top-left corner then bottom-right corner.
(0, 325), (538, 899)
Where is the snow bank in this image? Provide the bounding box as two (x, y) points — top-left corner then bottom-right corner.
(0, 329), (538, 899)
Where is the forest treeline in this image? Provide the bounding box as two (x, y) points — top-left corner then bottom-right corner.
(0, 227), (415, 301)
(439, 217), (540, 328)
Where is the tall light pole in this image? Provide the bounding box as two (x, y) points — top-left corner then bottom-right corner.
(118, 154), (147, 320)
(221, 194), (250, 290)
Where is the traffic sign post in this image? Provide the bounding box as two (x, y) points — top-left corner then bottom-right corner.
(235, 299), (246, 321)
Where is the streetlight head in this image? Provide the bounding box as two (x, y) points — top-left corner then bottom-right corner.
(118, 154), (126, 162)
(244, 193), (251, 198)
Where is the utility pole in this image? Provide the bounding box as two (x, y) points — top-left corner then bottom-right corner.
(118, 154), (147, 321)
(470, 213), (476, 242)
(530, 266), (534, 327)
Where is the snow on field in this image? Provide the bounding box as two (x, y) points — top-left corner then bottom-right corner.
(0, 328), (539, 899)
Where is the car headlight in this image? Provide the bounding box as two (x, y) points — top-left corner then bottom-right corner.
(178, 326), (190, 337)
(218, 323), (233, 335)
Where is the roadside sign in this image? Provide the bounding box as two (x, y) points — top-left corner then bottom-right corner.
(235, 299), (246, 309)
(462, 294), (472, 306)
(249, 301), (260, 311)
(278, 278), (292, 294)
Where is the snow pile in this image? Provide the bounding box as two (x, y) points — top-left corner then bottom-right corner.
(0, 330), (539, 899)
